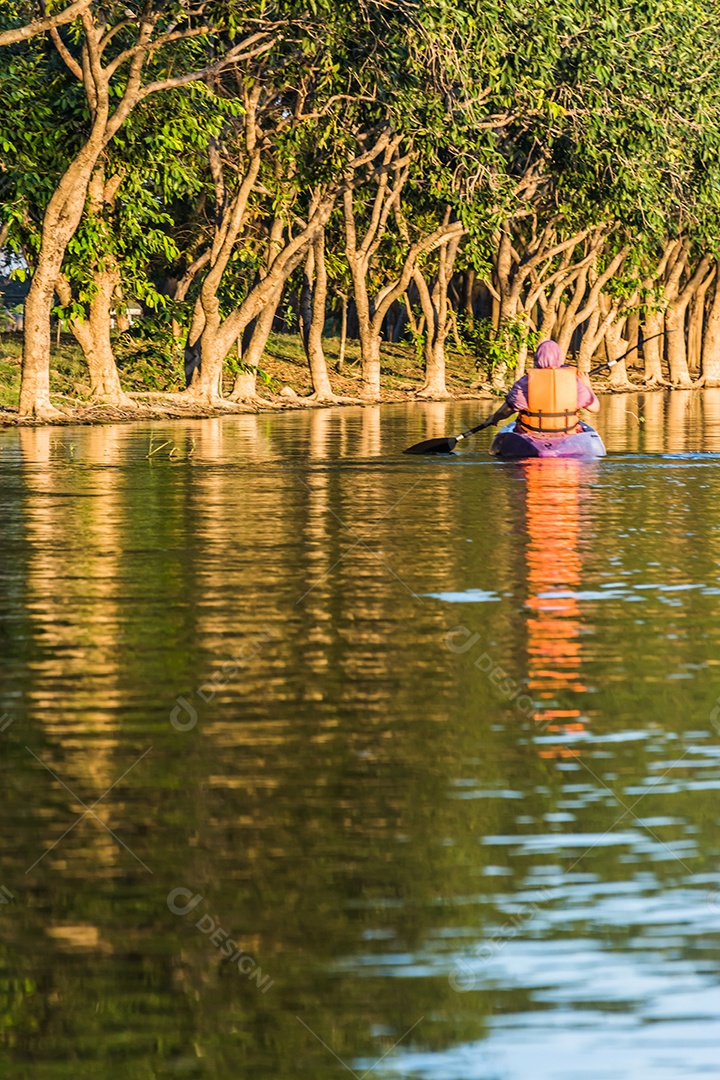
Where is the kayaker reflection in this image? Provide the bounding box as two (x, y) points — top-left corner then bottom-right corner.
(486, 339), (600, 441)
(525, 459), (591, 759)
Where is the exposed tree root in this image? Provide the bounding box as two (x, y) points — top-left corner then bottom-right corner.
(607, 379), (640, 393)
(413, 385), (453, 400)
(231, 393), (285, 410)
(640, 376), (671, 390)
(304, 391), (363, 405)
(19, 399), (69, 421)
(91, 391), (138, 409)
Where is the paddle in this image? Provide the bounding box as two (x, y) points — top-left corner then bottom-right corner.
(403, 330), (675, 455)
(403, 416), (497, 455)
(587, 330), (673, 377)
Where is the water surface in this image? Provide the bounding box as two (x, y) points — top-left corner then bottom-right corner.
(1, 391), (720, 1079)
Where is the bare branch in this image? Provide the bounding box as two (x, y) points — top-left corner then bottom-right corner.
(38, 0), (83, 78)
(134, 36), (275, 105)
(0, 0), (91, 46)
(49, 23), (83, 78)
(105, 24), (219, 78)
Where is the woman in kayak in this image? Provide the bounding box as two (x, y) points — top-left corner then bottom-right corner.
(487, 339), (600, 434)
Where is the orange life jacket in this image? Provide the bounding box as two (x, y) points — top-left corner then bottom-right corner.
(520, 368), (579, 433)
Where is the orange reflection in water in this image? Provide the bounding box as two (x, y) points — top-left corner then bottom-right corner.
(524, 461), (591, 758)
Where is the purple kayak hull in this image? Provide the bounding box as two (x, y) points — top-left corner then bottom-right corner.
(490, 421), (606, 460)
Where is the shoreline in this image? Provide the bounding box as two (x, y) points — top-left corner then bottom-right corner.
(0, 378), (706, 430)
(0, 387), (498, 429)
(0, 333), (707, 430)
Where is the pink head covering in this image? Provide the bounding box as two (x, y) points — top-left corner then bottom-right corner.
(534, 340), (563, 368)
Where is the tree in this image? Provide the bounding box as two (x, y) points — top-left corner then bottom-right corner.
(9, 0), (275, 418)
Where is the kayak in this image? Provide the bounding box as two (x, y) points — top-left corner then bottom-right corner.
(490, 420), (606, 460)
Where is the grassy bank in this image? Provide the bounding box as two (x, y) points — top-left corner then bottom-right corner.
(0, 331), (489, 424)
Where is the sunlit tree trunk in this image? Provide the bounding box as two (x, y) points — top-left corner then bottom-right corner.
(413, 223), (461, 399)
(54, 169), (133, 406)
(490, 230), (515, 390)
(625, 311), (639, 369)
(301, 229), (337, 401)
(336, 294), (348, 373)
(688, 270), (714, 375)
(638, 241), (682, 386)
(606, 313), (630, 389)
(21, 126), (106, 417)
(701, 269), (720, 386)
(642, 310), (665, 385)
(663, 248), (711, 386)
(230, 304), (277, 402)
(230, 212), (286, 403)
(57, 270), (134, 406)
(665, 305), (692, 385)
(342, 140), (403, 400)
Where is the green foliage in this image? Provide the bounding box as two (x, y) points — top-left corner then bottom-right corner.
(113, 318), (182, 391)
(463, 316), (541, 379)
(224, 352), (278, 390)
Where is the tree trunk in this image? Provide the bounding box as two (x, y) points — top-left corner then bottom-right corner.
(701, 270), (720, 386)
(115, 283), (130, 333)
(336, 294), (348, 373)
(41, 162), (132, 408)
(304, 230), (335, 400)
(463, 268), (476, 326)
(20, 266), (63, 418)
(299, 248), (314, 355)
(556, 267), (589, 357)
(188, 211), (324, 407)
(663, 251), (711, 386)
(516, 341), (529, 378)
(17, 8), (264, 416)
(606, 316), (631, 389)
(413, 230), (460, 399)
(230, 302), (277, 401)
(625, 311), (639, 369)
(688, 271), (714, 374)
(344, 256), (379, 399)
(665, 303), (692, 385)
(231, 369), (257, 400)
(490, 231), (515, 390)
(641, 310), (665, 384)
(688, 297), (703, 374)
(19, 88), (109, 417)
(344, 247), (379, 399)
(358, 323), (381, 399)
(230, 212), (286, 403)
(577, 309), (601, 375)
(413, 259), (445, 394)
(345, 186), (465, 399)
(191, 300), (225, 405)
(64, 270), (134, 405)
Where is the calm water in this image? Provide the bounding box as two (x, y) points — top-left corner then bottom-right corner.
(2, 392), (720, 1079)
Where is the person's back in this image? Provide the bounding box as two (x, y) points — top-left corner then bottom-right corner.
(521, 366), (580, 434)
(505, 341), (600, 433)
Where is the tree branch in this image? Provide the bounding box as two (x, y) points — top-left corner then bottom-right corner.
(134, 37), (275, 106)
(0, 0), (91, 46)
(38, 0), (83, 78)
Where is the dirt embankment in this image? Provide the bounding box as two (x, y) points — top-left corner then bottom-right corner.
(0, 330), (647, 429)
(0, 334), (494, 427)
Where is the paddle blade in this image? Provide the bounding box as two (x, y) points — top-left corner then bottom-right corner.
(403, 436), (458, 455)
